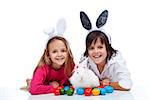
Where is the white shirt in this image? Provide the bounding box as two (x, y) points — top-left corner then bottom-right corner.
(79, 52), (132, 89)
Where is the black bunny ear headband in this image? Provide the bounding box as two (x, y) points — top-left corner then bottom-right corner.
(80, 10), (111, 44)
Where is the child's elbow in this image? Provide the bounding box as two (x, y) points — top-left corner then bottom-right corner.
(125, 88), (131, 91)
(119, 84), (132, 91)
(120, 87), (131, 91)
(119, 81), (132, 91)
(29, 89), (36, 95)
(29, 86), (39, 95)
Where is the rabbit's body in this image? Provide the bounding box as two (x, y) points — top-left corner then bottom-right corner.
(69, 64), (100, 88)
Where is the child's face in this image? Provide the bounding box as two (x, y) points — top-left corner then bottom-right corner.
(88, 38), (107, 66)
(48, 39), (67, 70)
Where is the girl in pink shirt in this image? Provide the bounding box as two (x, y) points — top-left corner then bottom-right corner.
(29, 36), (75, 95)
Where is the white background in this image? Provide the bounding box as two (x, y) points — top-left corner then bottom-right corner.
(0, 0), (150, 93)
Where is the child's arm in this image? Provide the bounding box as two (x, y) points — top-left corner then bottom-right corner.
(106, 52), (132, 91)
(101, 79), (130, 91)
(110, 82), (130, 91)
(29, 67), (59, 95)
(112, 53), (132, 90)
(115, 65), (132, 90)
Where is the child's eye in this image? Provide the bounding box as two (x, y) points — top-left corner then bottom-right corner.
(61, 49), (67, 52)
(52, 50), (57, 53)
(98, 46), (103, 49)
(89, 47), (94, 50)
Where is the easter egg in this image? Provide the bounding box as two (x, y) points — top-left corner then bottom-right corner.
(64, 86), (70, 93)
(97, 85), (105, 88)
(70, 86), (75, 91)
(84, 87), (92, 96)
(77, 88), (84, 95)
(60, 88), (65, 95)
(57, 86), (64, 90)
(92, 88), (100, 96)
(104, 86), (114, 93)
(54, 89), (60, 95)
(98, 88), (106, 95)
(66, 88), (74, 96)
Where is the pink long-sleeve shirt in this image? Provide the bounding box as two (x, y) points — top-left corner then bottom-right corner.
(29, 64), (70, 95)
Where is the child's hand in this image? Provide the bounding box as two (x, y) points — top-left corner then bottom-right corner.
(20, 78), (31, 91)
(26, 79), (31, 87)
(101, 78), (110, 86)
(50, 81), (59, 89)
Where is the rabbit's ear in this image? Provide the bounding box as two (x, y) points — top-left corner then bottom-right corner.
(96, 10), (108, 28)
(56, 18), (66, 36)
(43, 27), (55, 38)
(80, 11), (92, 30)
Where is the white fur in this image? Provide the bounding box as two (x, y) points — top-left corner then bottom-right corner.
(69, 65), (100, 88)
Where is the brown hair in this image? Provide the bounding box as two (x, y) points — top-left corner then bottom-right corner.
(34, 36), (74, 77)
(84, 30), (117, 61)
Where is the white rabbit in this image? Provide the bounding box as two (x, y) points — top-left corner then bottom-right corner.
(69, 58), (100, 88)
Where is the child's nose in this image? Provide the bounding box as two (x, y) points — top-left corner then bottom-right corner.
(57, 51), (62, 56)
(94, 48), (99, 53)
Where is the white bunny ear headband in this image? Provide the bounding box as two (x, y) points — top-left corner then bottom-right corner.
(80, 10), (111, 44)
(43, 18), (67, 39)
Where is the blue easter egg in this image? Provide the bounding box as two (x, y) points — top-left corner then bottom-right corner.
(104, 86), (114, 93)
(97, 88), (106, 95)
(76, 88), (84, 95)
(100, 88), (106, 95)
(64, 86), (70, 92)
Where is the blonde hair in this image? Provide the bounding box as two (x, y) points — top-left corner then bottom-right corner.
(34, 36), (74, 77)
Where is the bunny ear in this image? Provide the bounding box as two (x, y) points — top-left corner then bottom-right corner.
(96, 10), (108, 28)
(43, 27), (55, 38)
(56, 18), (66, 36)
(80, 11), (92, 30)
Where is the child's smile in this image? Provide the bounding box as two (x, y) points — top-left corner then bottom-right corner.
(93, 55), (102, 58)
(55, 56), (65, 62)
(88, 38), (107, 65)
(48, 39), (67, 69)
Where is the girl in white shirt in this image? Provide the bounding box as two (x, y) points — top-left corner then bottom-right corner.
(79, 10), (132, 90)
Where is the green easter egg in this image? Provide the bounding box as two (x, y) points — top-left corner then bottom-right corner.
(67, 89), (74, 96)
(60, 89), (65, 95)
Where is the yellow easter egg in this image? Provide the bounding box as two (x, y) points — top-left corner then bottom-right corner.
(92, 88), (100, 96)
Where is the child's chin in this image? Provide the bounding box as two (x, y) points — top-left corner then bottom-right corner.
(56, 62), (65, 66)
(94, 60), (102, 64)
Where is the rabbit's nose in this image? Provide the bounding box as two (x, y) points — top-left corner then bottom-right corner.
(80, 77), (84, 82)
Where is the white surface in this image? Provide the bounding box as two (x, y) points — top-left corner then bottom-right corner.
(0, 84), (149, 100)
